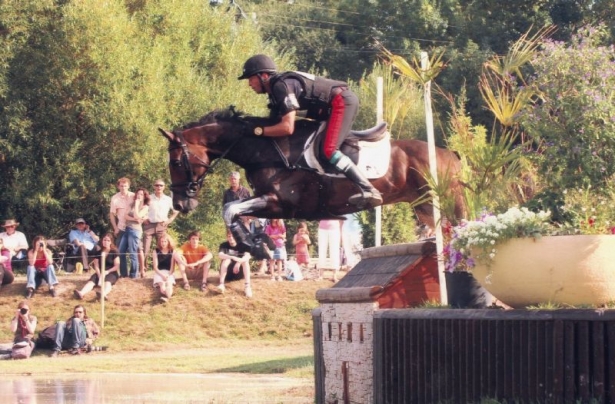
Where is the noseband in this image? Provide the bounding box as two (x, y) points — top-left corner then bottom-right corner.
(168, 130), (240, 199)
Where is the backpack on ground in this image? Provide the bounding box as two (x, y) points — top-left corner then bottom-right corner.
(36, 323), (57, 350)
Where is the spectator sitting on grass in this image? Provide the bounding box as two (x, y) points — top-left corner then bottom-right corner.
(153, 234), (185, 303)
(50, 305), (99, 357)
(73, 233), (120, 301)
(25, 236), (59, 299)
(217, 230), (253, 298)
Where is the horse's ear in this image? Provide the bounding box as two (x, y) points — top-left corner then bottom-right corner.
(158, 128), (176, 142)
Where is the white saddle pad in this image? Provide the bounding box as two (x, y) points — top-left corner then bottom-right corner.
(304, 132), (391, 180)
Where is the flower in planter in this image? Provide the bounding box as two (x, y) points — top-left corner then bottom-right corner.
(444, 207), (552, 275)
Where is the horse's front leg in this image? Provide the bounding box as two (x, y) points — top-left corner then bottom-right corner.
(222, 195), (274, 227)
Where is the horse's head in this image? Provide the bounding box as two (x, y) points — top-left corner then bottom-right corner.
(159, 128), (211, 214)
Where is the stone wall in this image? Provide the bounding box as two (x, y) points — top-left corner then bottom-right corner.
(320, 301), (379, 404)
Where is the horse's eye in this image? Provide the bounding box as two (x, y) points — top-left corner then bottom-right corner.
(172, 160), (182, 167)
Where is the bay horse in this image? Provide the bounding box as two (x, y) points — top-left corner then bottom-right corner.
(159, 107), (465, 230)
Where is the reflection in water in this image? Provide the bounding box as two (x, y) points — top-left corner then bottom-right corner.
(1, 373), (312, 403)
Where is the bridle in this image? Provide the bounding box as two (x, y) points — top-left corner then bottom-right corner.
(168, 130), (240, 198)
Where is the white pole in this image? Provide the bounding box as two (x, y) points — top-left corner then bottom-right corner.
(375, 77), (383, 247)
(421, 52), (448, 305)
(100, 251), (106, 328)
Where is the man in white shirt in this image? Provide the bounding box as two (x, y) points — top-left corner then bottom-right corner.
(143, 179), (178, 267)
(0, 219), (29, 270)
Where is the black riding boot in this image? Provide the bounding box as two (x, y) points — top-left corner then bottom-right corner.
(332, 152), (383, 208)
(229, 220), (253, 251)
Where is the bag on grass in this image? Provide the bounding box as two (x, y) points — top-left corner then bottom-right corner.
(36, 324), (57, 350)
(285, 260), (304, 282)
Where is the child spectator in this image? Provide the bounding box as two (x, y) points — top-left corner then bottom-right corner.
(265, 219), (286, 281)
(292, 221), (311, 268)
(152, 234), (183, 303)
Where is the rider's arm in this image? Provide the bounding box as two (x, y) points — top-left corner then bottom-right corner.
(261, 110), (296, 137)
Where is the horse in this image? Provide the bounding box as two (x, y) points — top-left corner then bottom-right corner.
(159, 108), (466, 231)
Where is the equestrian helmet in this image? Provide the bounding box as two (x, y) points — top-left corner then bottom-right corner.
(238, 54), (277, 80)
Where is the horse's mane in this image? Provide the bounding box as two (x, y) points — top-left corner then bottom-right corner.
(179, 107), (273, 131)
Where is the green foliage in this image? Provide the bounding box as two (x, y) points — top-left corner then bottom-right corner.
(0, 0), (277, 239)
(519, 25), (615, 192)
(358, 204), (418, 247)
(353, 63), (428, 140)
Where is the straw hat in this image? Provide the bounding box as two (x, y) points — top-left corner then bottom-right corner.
(2, 219), (19, 228)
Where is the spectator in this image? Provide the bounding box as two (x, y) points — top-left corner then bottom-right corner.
(178, 231), (213, 293)
(9, 301), (37, 359)
(217, 231), (253, 298)
(249, 218), (269, 276)
(50, 305), (100, 357)
(143, 179), (178, 275)
(25, 235), (59, 299)
(0, 219), (28, 271)
(109, 177), (135, 277)
(0, 237), (15, 292)
(73, 233), (120, 301)
(292, 221), (311, 268)
(265, 219), (286, 281)
(222, 171), (251, 206)
(152, 234), (185, 303)
(120, 187), (149, 279)
(318, 220), (342, 282)
(68, 218), (100, 272)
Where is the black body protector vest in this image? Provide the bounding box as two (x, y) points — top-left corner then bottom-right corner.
(268, 71), (347, 121)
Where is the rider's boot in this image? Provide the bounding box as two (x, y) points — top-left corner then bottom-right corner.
(330, 151), (383, 208)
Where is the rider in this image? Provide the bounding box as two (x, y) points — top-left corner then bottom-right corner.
(238, 54), (383, 208)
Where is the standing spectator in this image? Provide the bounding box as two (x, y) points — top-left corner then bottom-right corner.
(9, 301), (37, 360)
(217, 231), (253, 298)
(265, 219), (286, 281)
(68, 218), (100, 272)
(109, 177), (134, 277)
(178, 231), (213, 292)
(341, 213), (361, 270)
(222, 171), (251, 206)
(0, 219), (29, 271)
(120, 188), (149, 279)
(143, 179), (178, 275)
(0, 237), (15, 292)
(292, 221), (311, 268)
(318, 219), (342, 282)
(73, 233), (120, 301)
(25, 235), (59, 299)
(152, 234), (185, 303)
(50, 305), (100, 357)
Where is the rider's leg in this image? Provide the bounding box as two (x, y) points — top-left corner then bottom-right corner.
(330, 151), (383, 207)
(324, 90), (382, 208)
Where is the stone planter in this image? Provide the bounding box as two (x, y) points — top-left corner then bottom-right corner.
(471, 235), (615, 308)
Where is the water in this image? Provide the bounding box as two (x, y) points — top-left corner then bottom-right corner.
(1, 373), (312, 403)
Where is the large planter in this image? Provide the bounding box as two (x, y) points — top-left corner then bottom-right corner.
(472, 235), (615, 308)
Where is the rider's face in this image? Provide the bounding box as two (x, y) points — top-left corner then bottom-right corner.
(248, 75), (266, 94)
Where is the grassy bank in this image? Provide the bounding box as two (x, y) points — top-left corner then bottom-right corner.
(0, 270), (336, 377)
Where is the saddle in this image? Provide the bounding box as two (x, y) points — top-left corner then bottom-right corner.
(303, 121), (391, 179)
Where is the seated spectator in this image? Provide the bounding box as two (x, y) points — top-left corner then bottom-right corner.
(25, 236), (59, 299)
(73, 233), (120, 301)
(0, 237), (15, 292)
(50, 305), (99, 357)
(68, 218), (100, 272)
(265, 219), (286, 282)
(217, 231), (252, 298)
(8, 301), (37, 360)
(152, 234), (185, 303)
(178, 231), (213, 293)
(0, 219), (28, 271)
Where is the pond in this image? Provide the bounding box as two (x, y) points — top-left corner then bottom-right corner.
(0, 373), (313, 403)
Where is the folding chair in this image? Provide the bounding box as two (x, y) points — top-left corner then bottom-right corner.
(46, 239), (69, 273)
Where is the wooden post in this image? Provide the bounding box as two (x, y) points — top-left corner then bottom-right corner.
(421, 52), (448, 305)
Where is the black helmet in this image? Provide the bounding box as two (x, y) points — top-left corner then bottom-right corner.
(238, 54), (277, 80)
